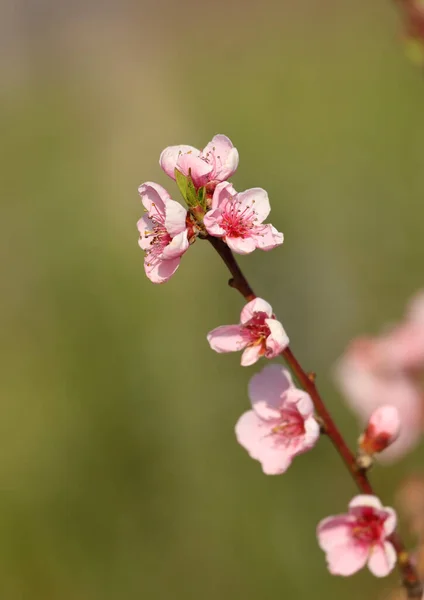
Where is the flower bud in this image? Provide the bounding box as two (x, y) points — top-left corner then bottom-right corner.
(359, 405), (401, 455)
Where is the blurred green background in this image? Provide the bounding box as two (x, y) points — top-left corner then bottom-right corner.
(1, 0), (424, 598)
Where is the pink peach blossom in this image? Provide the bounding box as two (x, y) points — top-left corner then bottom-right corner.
(235, 364), (320, 474)
(335, 337), (422, 462)
(207, 298), (289, 366)
(378, 291), (424, 371)
(137, 182), (189, 283)
(317, 495), (397, 577)
(159, 134), (239, 190)
(360, 405), (401, 455)
(203, 182), (283, 254)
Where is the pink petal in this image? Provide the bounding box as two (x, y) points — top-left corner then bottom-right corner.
(226, 235), (256, 255)
(240, 298), (273, 323)
(368, 405), (401, 439)
(176, 153), (213, 187)
(349, 495), (383, 512)
(236, 417), (293, 475)
(302, 415), (321, 449)
(383, 508), (397, 536)
(367, 542), (397, 577)
(161, 230), (189, 260)
(265, 318), (289, 356)
(207, 325), (247, 353)
(324, 542), (369, 576)
(235, 410), (271, 461)
(236, 188), (270, 223)
(259, 447), (292, 475)
(241, 344), (263, 366)
(144, 256), (181, 284)
(283, 389), (314, 419)
(164, 200), (188, 237)
(138, 181), (170, 216)
(254, 224), (284, 251)
(248, 364), (294, 418)
(202, 134), (239, 181)
(361, 405), (401, 454)
(379, 324), (424, 370)
(317, 515), (354, 552)
(236, 408), (302, 475)
(210, 181), (236, 211)
(137, 216), (154, 251)
(159, 145), (199, 179)
(203, 209), (226, 236)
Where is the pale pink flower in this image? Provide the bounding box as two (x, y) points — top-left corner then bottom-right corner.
(359, 405), (401, 455)
(159, 134), (239, 190)
(317, 495), (397, 577)
(335, 333), (423, 462)
(207, 298), (289, 366)
(203, 182), (283, 254)
(379, 291), (424, 371)
(235, 364), (319, 474)
(137, 182), (189, 283)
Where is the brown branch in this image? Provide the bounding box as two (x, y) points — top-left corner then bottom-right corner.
(207, 236), (256, 302)
(207, 235), (423, 599)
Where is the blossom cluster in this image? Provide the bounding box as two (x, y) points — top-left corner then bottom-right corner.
(136, 134), (418, 586)
(137, 135), (283, 283)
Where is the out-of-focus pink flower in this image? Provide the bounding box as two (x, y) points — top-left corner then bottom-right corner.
(137, 182), (190, 283)
(203, 182), (283, 254)
(335, 339), (422, 462)
(379, 292), (424, 371)
(207, 298), (289, 366)
(359, 405), (401, 455)
(235, 364), (320, 474)
(159, 134), (239, 190)
(335, 291), (424, 462)
(317, 495), (397, 577)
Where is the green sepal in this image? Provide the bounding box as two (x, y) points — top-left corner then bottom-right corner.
(175, 168), (188, 202)
(175, 168), (202, 208)
(186, 173), (198, 207)
(197, 186), (206, 208)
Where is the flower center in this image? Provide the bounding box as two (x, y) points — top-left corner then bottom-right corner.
(143, 204), (172, 265)
(243, 312), (271, 345)
(271, 409), (305, 439)
(220, 198), (258, 238)
(351, 509), (385, 544)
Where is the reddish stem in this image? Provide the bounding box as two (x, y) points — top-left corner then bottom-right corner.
(207, 235), (422, 599)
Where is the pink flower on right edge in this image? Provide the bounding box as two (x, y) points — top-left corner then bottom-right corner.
(207, 298), (289, 366)
(317, 495), (397, 577)
(334, 290), (424, 462)
(203, 182), (283, 254)
(235, 364), (320, 474)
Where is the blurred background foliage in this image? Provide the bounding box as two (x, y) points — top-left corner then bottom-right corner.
(1, 0), (424, 598)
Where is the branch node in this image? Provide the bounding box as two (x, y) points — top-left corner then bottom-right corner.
(315, 415), (327, 434)
(355, 452), (373, 472)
